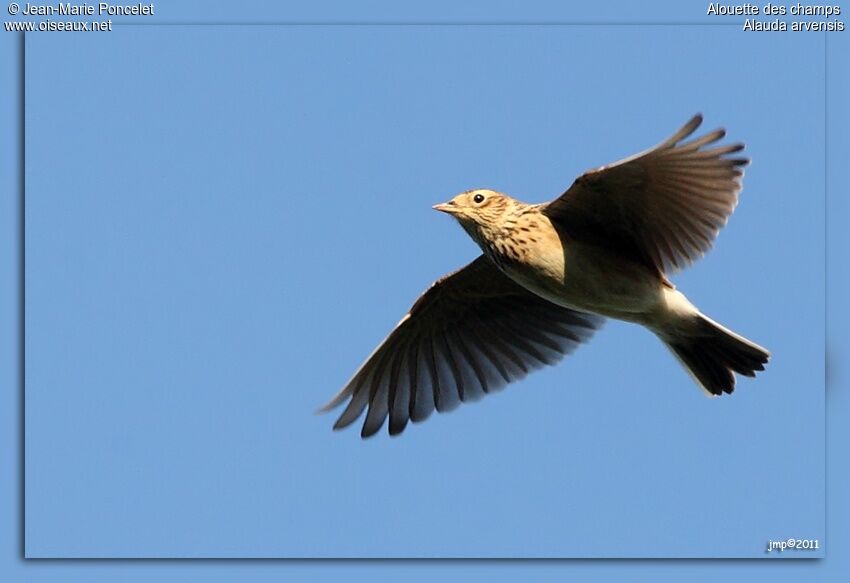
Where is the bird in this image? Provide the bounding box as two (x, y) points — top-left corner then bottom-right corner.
(320, 113), (770, 438)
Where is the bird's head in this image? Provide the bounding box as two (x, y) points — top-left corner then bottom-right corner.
(433, 189), (517, 247)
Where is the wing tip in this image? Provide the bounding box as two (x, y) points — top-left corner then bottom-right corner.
(332, 415), (357, 431)
(388, 422), (408, 437)
(316, 393), (347, 415)
(662, 113), (704, 148)
(684, 113), (703, 136)
(360, 425), (381, 439)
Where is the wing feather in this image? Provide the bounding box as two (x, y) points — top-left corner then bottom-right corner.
(543, 114), (749, 274)
(320, 256), (603, 437)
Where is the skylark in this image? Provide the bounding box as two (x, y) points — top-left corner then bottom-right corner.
(321, 114), (770, 437)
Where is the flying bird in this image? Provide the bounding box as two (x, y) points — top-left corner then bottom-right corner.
(320, 114), (770, 437)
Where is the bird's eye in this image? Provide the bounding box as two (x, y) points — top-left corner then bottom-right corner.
(473, 193), (485, 204)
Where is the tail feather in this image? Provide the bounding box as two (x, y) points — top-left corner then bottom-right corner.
(664, 315), (769, 396)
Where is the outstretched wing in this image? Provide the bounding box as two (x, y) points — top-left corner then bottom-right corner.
(543, 114), (748, 274)
(320, 256), (603, 437)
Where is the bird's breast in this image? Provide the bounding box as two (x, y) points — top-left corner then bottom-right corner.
(496, 216), (663, 321)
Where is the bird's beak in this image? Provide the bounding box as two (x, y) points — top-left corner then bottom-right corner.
(432, 201), (458, 215)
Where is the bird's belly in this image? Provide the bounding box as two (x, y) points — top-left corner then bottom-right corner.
(504, 241), (663, 322)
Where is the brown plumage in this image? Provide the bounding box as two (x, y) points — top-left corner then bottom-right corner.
(320, 114), (770, 438)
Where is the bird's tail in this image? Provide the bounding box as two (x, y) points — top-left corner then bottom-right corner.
(661, 313), (770, 396)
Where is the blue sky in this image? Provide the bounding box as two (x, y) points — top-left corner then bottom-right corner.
(3, 1), (848, 579)
(21, 24), (824, 558)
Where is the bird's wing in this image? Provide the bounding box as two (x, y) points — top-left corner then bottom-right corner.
(319, 255), (603, 437)
(542, 114), (748, 274)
